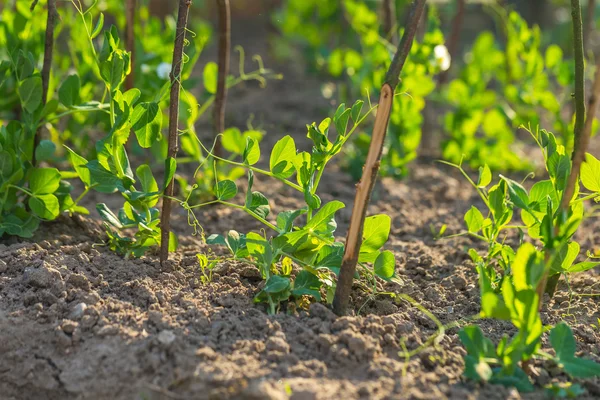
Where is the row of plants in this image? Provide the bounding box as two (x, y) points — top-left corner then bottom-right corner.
(2, 0), (600, 395)
(444, 0), (600, 392)
(273, 0), (596, 176)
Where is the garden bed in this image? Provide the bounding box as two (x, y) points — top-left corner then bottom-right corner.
(1, 9), (600, 400)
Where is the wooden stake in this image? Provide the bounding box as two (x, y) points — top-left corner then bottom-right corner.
(33, 0), (58, 166)
(125, 0), (136, 90)
(213, 0), (231, 157)
(536, 0), (588, 305)
(332, 0), (427, 316)
(160, 0), (192, 264)
(437, 0), (465, 86)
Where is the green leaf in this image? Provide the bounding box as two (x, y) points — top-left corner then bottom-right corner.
(86, 160), (125, 193)
(163, 157), (177, 189)
(100, 50), (128, 90)
(501, 176), (530, 210)
(222, 128), (245, 155)
(305, 200), (344, 234)
(359, 214), (391, 261)
(65, 146), (90, 187)
(477, 164), (492, 187)
(264, 275), (291, 294)
(374, 250), (395, 280)
(334, 103), (351, 136)
(464, 206), (484, 233)
(247, 191), (270, 219)
(351, 99), (364, 122)
(581, 153), (600, 193)
(91, 13), (105, 39)
(567, 261), (600, 273)
(270, 135), (297, 178)
(29, 168), (61, 195)
(35, 140), (56, 162)
(292, 270), (322, 300)
(18, 76), (42, 113)
(203, 62), (218, 94)
(29, 194), (59, 220)
(58, 75), (81, 108)
(551, 322), (600, 378)
(96, 203), (123, 228)
(276, 209), (306, 233)
(550, 322), (576, 360)
(243, 137), (260, 165)
(545, 45), (563, 69)
(215, 180), (237, 200)
(131, 102), (162, 148)
(169, 231), (178, 252)
(136, 164), (158, 194)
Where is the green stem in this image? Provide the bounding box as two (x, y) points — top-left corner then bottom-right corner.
(188, 199), (220, 209)
(219, 200), (279, 232)
(196, 141), (303, 192)
(41, 104), (110, 127)
(8, 184), (34, 197)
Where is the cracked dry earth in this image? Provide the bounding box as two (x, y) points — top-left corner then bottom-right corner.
(0, 163), (599, 400)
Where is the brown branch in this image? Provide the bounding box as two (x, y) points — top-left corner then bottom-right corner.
(125, 0), (136, 90)
(332, 0), (427, 316)
(384, 0), (427, 89)
(160, 0), (192, 264)
(584, 0), (596, 51)
(213, 0), (230, 157)
(437, 0), (465, 86)
(33, 0), (58, 166)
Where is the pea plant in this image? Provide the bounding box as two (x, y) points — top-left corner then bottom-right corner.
(0, 1), (92, 238)
(442, 8), (580, 171)
(274, 0), (447, 180)
(185, 100), (399, 313)
(444, 0), (600, 390)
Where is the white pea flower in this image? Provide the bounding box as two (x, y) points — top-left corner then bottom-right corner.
(433, 44), (451, 72)
(156, 62), (171, 80)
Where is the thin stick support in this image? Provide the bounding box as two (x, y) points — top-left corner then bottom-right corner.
(536, 0), (588, 304)
(160, 0), (192, 264)
(213, 0), (231, 156)
(332, 0), (427, 316)
(33, 0), (58, 165)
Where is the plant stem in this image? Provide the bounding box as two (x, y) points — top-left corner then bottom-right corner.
(437, 0), (465, 86)
(213, 0), (230, 157)
(333, 0), (427, 316)
(33, 0), (58, 166)
(160, 0), (192, 264)
(125, 0), (136, 90)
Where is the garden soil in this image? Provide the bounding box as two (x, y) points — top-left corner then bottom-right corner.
(1, 11), (600, 400)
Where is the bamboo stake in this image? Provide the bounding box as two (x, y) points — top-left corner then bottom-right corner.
(437, 0), (465, 86)
(213, 0), (231, 157)
(33, 0), (58, 166)
(125, 0), (136, 90)
(332, 0), (427, 316)
(160, 0), (192, 264)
